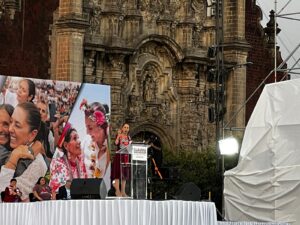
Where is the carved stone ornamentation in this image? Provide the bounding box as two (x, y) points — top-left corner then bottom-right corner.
(140, 0), (164, 22)
(0, 0), (5, 19)
(191, 0), (205, 23)
(128, 95), (143, 121)
(107, 54), (125, 70)
(192, 24), (202, 47)
(88, 0), (102, 35)
(159, 101), (171, 125)
(169, 0), (181, 16)
(0, 0), (19, 20)
(84, 50), (97, 83)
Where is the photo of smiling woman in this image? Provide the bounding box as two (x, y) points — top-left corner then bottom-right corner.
(2, 78), (36, 107)
(49, 123), (87, 200)
(0, 102), (48, 201)
(68, 83), (111, 193)
(80, 100), (111, 181)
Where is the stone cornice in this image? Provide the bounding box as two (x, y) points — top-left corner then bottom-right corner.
(124, 13), (142, 20)
(100, 10), (122, 17)
(177, 20), (196, 27)
(56, 15), (89, 30)
(84, 43), (134, 55)
(222, 40), (251, 52)
(183, 56), (209, 65)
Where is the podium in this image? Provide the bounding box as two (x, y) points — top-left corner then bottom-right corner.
(118, 143), (149, 199)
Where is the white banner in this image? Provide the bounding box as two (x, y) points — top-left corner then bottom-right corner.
(132, 144), (148, 161)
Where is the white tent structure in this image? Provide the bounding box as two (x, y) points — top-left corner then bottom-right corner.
(224, 79), (300, 225)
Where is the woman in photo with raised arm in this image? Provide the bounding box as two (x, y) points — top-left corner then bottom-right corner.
(111, 123), (131, 197)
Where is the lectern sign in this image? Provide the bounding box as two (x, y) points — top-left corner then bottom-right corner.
(132, 144), (148, 161)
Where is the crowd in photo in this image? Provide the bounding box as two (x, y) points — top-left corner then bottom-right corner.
(0, 76), (112, 202)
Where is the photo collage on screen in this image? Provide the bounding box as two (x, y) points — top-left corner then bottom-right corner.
(0, 75), (111, 200)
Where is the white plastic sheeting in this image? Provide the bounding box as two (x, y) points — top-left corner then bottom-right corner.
(224, 79), (300, 225)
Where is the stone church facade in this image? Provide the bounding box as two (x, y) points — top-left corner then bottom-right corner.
(2, 1), (282, 152)
(49, 0), (249, 151)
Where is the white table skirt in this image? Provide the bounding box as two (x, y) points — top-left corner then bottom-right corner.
(0, 200), (218, 225)
(218, 222), (290, 225)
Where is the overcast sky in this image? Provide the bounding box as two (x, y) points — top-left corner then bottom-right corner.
(257, 0), (300, 78)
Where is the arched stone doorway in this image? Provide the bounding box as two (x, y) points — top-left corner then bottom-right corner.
(130, 123), (174, 152)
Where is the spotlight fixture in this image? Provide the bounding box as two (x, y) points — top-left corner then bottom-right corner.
(218, 137), (239, 155)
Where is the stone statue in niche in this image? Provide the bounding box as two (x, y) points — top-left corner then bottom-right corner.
(88, 1), (102, 35)
(143, 75), (155, 102)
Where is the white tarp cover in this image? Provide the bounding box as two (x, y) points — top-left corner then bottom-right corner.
(224, 79), (300, 225)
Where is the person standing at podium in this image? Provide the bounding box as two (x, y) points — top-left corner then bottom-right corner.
(111, 123), (131, 197)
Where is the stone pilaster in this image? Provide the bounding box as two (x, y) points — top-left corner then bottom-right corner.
(51, 0), (88, 82)
(176, 63), (201, 150)
(102, 53), (127, 130)
(223, 0), (250, 130)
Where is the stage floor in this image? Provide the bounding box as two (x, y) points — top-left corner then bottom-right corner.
(0, 199), (217, 225)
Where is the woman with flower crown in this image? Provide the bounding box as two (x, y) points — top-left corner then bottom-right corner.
(49, 124), (87, 199)
(79, 99), (111, 191)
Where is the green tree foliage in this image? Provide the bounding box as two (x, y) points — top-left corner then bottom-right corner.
(149, 145), (239, 219)
(166, 147), (219, 199)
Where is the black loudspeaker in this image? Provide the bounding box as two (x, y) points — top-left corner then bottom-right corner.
(70, 178), (107, 199)
(208, 107), (215, 123)
(174, 182), (201, 201)
(1, 191), (5, 201)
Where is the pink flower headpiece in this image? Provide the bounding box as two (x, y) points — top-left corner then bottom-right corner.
(80, 98), (106, 126)
(92, 110), (106, 126)
(57, 123), (72, 148)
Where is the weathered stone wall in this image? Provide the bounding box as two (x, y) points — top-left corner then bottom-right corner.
(0, 0), (59, 77)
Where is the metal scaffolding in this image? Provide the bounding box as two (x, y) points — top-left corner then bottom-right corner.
(274, 0), (300, 79)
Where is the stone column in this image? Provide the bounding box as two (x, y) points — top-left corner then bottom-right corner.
(177, 63), (200, 150)
(223, 0), (250, 130)
(102, 54), (127, 131)
(51, 0), (88, 82)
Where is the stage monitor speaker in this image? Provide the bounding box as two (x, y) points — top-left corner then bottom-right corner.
(70, 178), (107, 199)
(174, 182), (201, 201)
(1, 191), (5, 201)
